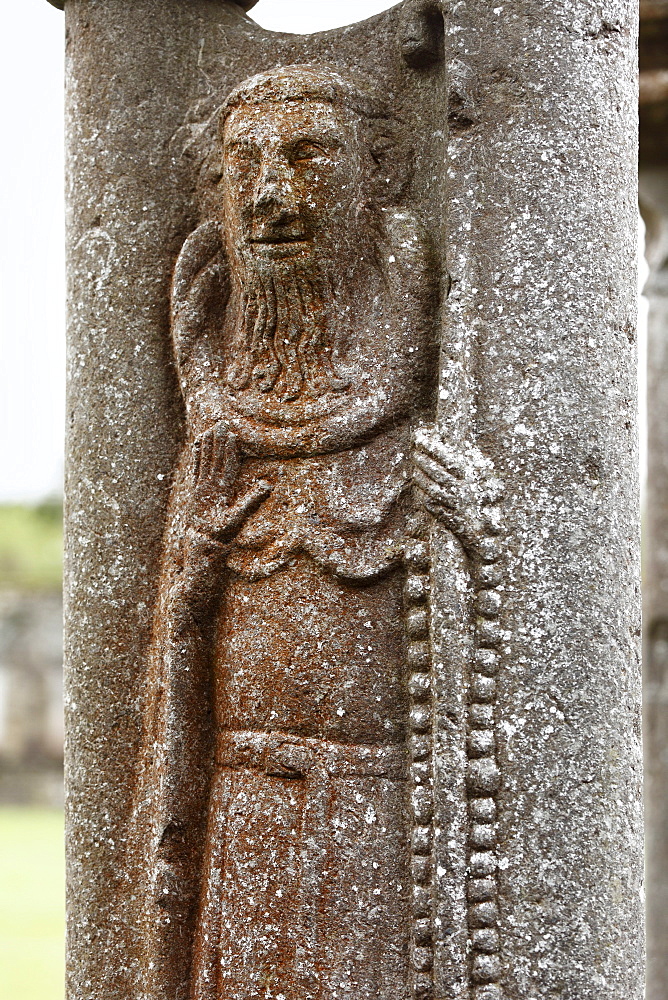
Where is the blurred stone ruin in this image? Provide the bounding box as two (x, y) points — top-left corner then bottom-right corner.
(0, 501), (63, 807)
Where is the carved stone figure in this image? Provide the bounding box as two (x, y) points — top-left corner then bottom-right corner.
(132, 64), (484, 1000)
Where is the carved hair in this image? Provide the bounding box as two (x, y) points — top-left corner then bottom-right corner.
(219, 63), (395, 130)
(193, 63), (413, 217)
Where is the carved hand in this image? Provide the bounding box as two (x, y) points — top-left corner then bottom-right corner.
(412, 426), (503, 560)
(187, 423), (271, 543)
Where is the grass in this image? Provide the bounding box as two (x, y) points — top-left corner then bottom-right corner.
(0, 808), (65, 1000)
(0, 501), (63, 591)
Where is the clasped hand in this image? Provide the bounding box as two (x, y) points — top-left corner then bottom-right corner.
(187, 423), (271, 543)
(412, 426), (503, 559)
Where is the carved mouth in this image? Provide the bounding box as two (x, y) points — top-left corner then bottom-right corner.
(250, 235), (308, 246)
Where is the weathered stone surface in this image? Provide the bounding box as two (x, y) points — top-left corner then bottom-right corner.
(47, 0), (258, 10)
(441, 4), (642, 996)
(58, 1), (641, 999)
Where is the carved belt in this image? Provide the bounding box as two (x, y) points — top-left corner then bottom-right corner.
(215, 730), (407, 780)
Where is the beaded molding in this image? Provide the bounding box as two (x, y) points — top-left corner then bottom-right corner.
(404, 512), (436, 1000)
(406, 460), (505, 1000)
(466, 507), (505, 1000)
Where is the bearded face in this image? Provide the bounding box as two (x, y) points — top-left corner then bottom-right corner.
(220, 100), (370, 402)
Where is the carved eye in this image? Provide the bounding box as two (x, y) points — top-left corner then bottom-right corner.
(291, 141), (327, 163)
(225, 142), (260, 167)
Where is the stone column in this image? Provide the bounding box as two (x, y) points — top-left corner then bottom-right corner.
(61, 3), (262, 996)
(443, 4), (642, 996)
(50, 2), (642, 999)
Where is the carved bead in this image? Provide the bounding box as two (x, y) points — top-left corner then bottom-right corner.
(412, 856), (432, 884)
(469, 901), (499, 927)
(412, 825), (432, 855)
(411, 761), (431, 784)
(478, 537), (503, 563)
(410, 705), (432, 732)
(467, 878), (496, 903)
(406, 574), (429, 603)
(467, 729), (496, 758)
(469, 703), (495, 728)
(482, 477), (505, 505)
(414, 917), (433, 946)
(469, 798), (497, 823)
(482, 507), (504, 537)
(469, 852), (497, 877)
(408, 642), (432, 671)
(412, 787), (434, 824)
(407, 609), (429, 638)
(409, 675), (432, 702)
(478, 563), (502, 588)
(410, 734), (431, 760)
(412, 946), (434, 972)
(412, 885), (431, 917)
(474, 986), (505, 1000)
(466, 759), (501, 794)
(471, 953), (502, 984)
(470, 675), (496, 704)
(476, 590), (502, 618)
(474, 648), (499, 676)
(469, 823), (496, 849)
(413, 972), (434, 999)
(475, 620), (503, 647)
(405, 539), (430, 570)
(472, 927), (500, 954)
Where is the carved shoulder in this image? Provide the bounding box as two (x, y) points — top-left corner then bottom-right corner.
(171, 220), (225, 316)
(383, 209), (435, 284)
(381, 208), (440, 333)
(170, 222), (231, 426)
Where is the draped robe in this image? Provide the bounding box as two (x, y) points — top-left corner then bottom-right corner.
(131, 208), (438, 1000)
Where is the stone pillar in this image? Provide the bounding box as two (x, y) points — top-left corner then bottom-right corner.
(51, 2), (642, 999)
(443, 4), (642, 996)
(61, 3), (263, 996)
(640, 169), (668, 1000)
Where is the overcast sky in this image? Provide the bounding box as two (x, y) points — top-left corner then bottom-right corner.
(0, 0), (646, 502)
(1, 0), (65, 502)
(0, 0), (400, 503)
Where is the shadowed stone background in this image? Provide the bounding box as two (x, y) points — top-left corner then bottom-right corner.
(639, 3), (668, 998)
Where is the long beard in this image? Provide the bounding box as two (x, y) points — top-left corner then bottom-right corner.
(225, 252), (351, 403)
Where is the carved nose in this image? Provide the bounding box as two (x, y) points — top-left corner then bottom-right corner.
(254, 166), (294, 213)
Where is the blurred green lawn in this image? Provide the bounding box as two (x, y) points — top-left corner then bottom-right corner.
(0, 502), (63, 591)
(0, 808), (65, 1000)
